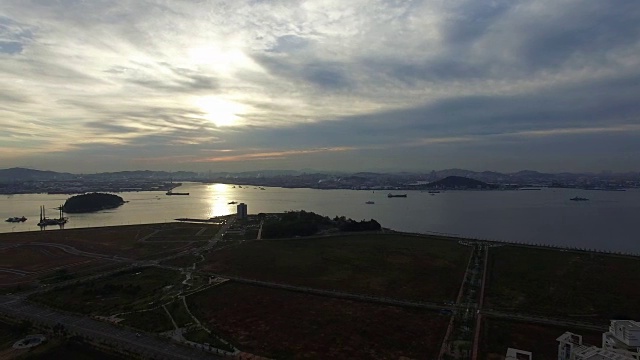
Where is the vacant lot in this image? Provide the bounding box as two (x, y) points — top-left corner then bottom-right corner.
(187, 283), (449, 359)
(31, 267), (183, 315)
(0, 222), (216, 260)
(478, 318), (602, 359)
(202, 234), (470, 302)
(485, 246), (640, 321)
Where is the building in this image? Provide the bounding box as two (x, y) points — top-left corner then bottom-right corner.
(557, 320), (640, 360)
(506, 348), (532, 360)
(236, 203), (247, 220)
(603, 320), (640, 359)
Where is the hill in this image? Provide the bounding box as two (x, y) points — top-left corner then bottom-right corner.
(0, 167), (73, 182)
(425, 176), (496, 189)
(63, 193), (125, 213)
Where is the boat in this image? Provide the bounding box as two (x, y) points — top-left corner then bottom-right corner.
(365, 201), (375, 204)
(570, 197), (589, 201)
(228, 201), (238, 205)
(166, 191), (189, 196)
(387, 193), (407, 198)
(260, 187), (265, 190)
(428, 190), (440, 194)
(5, 216), (27, 223)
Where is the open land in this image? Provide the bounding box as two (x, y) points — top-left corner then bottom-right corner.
(478, 318), (603, 359)
(201, 233), (471, 303)
(30, 267), (184, 315)
(484, 245), (640, 323)
(187, 282), (449, 359)
(1, 219), (640, 358)
(0, 223), (219, 290)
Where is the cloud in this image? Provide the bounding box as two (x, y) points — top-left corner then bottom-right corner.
(0, 0), (639, 172)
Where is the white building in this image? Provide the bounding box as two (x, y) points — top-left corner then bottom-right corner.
(506, 348), (532, 360)
(603, 320), (640, 359)
(236, 203), (247, 220)
(557, 320), (640, 360)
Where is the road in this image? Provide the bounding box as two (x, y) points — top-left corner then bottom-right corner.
(0, 295), (222, 359)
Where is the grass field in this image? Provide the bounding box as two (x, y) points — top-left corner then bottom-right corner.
(31, 267), (183, 315)
(119, 308), (174, 333)
(165, 300), (193, 327)
(187, 282), (449, 359)
(202, 233), (471, 302)
(485, 246), (640, 321)
(478, 318), (603, 359)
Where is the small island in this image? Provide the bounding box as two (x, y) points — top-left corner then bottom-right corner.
(63, 193), (125, 213)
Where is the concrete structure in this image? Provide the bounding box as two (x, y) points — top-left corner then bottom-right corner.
(236, 203), (247, 220)
(506, 347), (532, 359)
(557, 321), (640, 360)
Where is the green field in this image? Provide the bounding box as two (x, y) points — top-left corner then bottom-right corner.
(485, 246), (640, 321)
(119, 308), (174, 333)
(202, 234), (471, 302)
(31, 267), (183, 315)
(165, 300), (193, 327)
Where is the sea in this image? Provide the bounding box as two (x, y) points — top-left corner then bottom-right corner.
(1, 182), (639, 253)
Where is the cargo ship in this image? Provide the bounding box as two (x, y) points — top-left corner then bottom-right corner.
(387, 193), (407, 198)
(166, 190), (189, 196)
(5, 216), (27, 223)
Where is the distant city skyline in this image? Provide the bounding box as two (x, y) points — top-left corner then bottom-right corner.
(1, 1), (639, 173)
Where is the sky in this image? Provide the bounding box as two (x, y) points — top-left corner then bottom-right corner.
(1, 0), (640, 173)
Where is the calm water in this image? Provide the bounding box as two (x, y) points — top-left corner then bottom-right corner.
(1, 183), (639, 253)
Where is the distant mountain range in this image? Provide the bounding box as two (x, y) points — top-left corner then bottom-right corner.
(0, 167), (638, 184)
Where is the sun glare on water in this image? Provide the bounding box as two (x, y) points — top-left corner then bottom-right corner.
(195, 97), (246, 127)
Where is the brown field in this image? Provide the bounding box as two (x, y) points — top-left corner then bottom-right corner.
(0, 223), (216, 289)
(187, 282), (449, 359)
(0, 246), (116, 287)
(485, 245), (640, 322)
(0, 222), (217, 260)
(201, 233), (471, 302)
(1, 246), (92, 273)
(478, 318), (603, 359)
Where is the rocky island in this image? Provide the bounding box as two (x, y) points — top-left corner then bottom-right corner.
(63, 192), (125, 213)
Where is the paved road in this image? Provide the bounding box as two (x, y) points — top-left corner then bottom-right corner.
(0, 295), (222, 360)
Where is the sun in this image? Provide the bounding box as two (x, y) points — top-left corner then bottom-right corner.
(194, 97), (245, 127)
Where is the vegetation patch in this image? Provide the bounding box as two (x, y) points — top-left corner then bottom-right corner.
(63, 193), (125, 213)
(485, 246), (640, 322)
(261, 211), (381, 239)
(166, 300), (193, 327)
(120, 308), (174, 333)
(203, 233), (470, 302)
(187, 283), (448, 359)
(30, 267), (183, 315)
